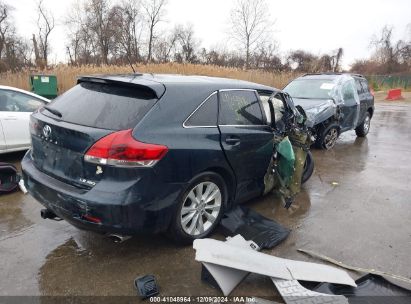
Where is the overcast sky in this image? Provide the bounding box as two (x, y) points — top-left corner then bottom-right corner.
(4, 0), (411, 69)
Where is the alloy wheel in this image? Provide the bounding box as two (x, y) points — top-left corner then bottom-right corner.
(363, 115), (371, 133)
(180, 182), (222, 236)
(324, 128), (338, 149)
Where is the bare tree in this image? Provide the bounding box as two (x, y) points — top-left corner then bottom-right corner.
(252, 43), (284, 71)
(370, 25), (410, 73)
(35, 0), (55, 67)
(229, 0), (273, 69)
(0, 2), (10, 57)
(287, 50), (316, 72)
(154, 30), (177, 62)
(112, 0), (143, 63)
(142, 0), (167, 62)
(66, 0), (98, 65)
(0, 1), (31, 71)
(174, 23), (198, 63)
(86, 0), (116, 65)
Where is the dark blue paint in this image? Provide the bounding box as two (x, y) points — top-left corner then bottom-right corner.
(22, 74), (280, 235)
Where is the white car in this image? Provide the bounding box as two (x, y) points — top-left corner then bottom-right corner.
(0, 85), (49, 154)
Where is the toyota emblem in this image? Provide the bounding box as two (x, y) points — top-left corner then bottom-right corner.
(43, 125), (52, 138)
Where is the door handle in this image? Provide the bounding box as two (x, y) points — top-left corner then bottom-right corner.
(4, 116), (17, 120)
(225, 136), (240, 145)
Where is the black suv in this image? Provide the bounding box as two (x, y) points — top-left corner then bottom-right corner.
(22, 74), (310, 242)
(284, 73), (374, 149)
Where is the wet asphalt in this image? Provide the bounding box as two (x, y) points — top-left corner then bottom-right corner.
(1, 97), (411, 301)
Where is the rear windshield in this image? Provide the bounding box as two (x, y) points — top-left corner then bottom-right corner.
(284, 79), (335, 99)
(42, 82), (157, 130)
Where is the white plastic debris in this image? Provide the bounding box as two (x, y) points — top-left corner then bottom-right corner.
(272, 278), (348, 304)
(194, 237), (356, 287)
(18, 179), (28, 194)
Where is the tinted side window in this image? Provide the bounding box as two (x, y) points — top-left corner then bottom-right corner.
(219, 90), (263, 125)
(185, 93), (218, 126)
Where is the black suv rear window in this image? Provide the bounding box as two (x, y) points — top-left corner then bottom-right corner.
(42, 82), (157, 130)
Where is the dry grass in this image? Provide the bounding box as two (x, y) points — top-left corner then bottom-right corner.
(0, 63), (298, 94)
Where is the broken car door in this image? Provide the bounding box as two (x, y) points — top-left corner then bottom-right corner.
(218, 89), (273, 203)
(355, 78), (368, 123)
(340, 80), (360, 131)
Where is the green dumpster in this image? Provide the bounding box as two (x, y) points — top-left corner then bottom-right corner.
(29, 75), (58, 99)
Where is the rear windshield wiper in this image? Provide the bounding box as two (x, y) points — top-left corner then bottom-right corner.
(43, 106), (62, 118)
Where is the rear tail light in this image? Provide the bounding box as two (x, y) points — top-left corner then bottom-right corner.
(84, 129), (168, 168)
(82, 214), (102, 224)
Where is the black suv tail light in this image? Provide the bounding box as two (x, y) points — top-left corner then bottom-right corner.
(84, 129), (168, 168)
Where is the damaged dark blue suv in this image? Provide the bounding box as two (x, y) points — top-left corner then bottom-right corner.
(22, 74), (310, 243)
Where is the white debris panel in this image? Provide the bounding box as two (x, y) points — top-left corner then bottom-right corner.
(193, 238), (356, 287)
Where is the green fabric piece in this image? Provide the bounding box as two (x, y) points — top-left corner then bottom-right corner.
(276, 137), (295, 186)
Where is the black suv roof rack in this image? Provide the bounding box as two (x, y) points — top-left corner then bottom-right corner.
(302, 72), (365, 78)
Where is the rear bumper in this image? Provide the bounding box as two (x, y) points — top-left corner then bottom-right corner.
(22, 151), (185, 235)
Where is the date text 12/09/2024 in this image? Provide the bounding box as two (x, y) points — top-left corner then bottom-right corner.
(149, 296), (257, 303)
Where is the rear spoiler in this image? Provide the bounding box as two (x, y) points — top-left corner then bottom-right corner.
(77, 75), (166, 99)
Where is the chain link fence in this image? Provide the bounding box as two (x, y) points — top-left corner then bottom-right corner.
(366, 74), (411, 91)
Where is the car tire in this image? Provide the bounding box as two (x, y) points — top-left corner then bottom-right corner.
(315, 123), (340, 150)
(302, 151), (314, 184)
(355, 112), (371, 137)
(168, 171), (227, 244)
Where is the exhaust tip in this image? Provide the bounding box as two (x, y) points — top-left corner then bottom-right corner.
(107, 234), (132, 243)
(40, 209), (56, 220)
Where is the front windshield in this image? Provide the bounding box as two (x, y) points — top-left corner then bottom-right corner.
(284, 79), (335, 99)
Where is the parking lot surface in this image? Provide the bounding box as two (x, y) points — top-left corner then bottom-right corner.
(1, 97), (411, 300)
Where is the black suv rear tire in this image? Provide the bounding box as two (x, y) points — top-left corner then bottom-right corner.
(168, 172), (227, 244)
(355, 112), (371, 137)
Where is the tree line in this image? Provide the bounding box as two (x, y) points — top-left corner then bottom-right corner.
(0, 0), (410, 75)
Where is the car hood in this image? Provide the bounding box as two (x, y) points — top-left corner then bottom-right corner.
(292, 98), (337, 126)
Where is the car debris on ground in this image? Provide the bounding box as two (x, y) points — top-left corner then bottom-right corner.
(194, 235), (356, 296)
(220, 206), (290, 250)
(195, 232), (411, 303)
(298, 249), (411, 285)
(311, 273), (411, 302)
(134, 274), (159, 299)
(0, 162), (21, 194)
